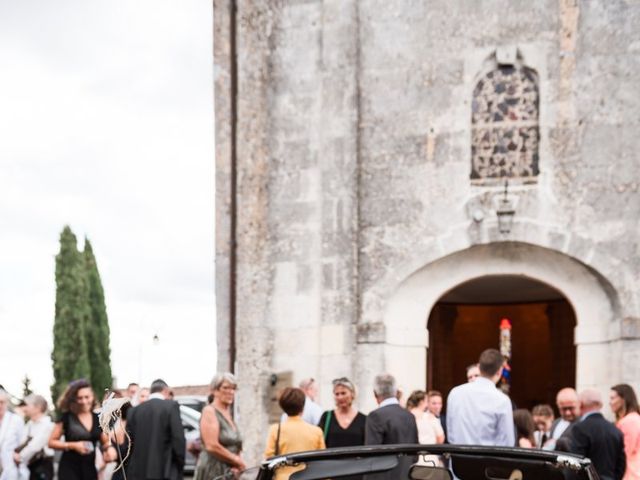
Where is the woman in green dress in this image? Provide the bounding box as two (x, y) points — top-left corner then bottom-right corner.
(194, 373), (245, 480)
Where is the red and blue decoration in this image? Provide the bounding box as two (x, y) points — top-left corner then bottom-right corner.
(499, 317), (512, 394)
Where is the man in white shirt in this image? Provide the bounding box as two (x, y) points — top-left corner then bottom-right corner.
(282, 378), (323, 426)
(0, 389), (25, 480)
(446, 349), (515, 446)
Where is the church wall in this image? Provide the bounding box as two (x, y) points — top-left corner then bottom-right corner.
(215, 0), (640, 462)
(355, 0), (640, 390)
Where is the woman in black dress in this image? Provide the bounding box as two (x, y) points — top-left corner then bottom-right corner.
(109, 394), (133, 480)
(318, 377), (366, 447)
(48, 379), (113, 480)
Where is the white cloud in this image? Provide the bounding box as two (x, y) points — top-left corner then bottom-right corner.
(0, 0), (215, 399)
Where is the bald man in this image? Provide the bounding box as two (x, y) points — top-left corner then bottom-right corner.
(568, 389), (625, 480)
(548, 387), (580, 448)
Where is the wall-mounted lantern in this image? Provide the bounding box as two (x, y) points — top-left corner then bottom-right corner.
(496, 180), (516, 234)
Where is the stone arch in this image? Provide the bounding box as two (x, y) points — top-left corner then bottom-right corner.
(376, 241), (621, 409)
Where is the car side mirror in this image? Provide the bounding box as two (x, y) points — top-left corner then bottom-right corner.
(409, 464), (453, 480)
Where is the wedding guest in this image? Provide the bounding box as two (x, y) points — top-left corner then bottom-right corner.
(0, 389), (24, 480)
(195, 373), (245, 480)
(406, 390), (444, 444)
(610, 384), (640, 480)
(109, 393), (133, 480)
(48, 379), (113, 480)
(466, 364), (480, 383)
(13, 394), (55, 480)
(318, 378), (366, 447)
(532, 404), (554, 449)
(137, 387), (150, 404)
(265, 388), (325, 480)
(513, 409), (536, 448)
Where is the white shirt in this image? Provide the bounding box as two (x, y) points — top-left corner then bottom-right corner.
(415, 412), (444, 444)
(446, 377), (515, 446)
(0, 411), (25, 480)
(552, 418), (571, 439)
(301, 397), (323, 426)
(17, 416), (55, 463)
(378, 397), (400, 408)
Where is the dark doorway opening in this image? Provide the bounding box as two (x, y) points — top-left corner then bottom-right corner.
(427, 275), (576, 410)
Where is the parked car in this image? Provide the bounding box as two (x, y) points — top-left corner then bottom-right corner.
(180, 405), (202, 474)
(258, 444), (598, 480)
(176, 395), (208, 413)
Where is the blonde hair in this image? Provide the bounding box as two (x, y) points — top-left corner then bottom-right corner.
(25, 394), (48, 413)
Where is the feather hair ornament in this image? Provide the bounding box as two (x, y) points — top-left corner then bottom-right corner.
(99, 392), (132, 477)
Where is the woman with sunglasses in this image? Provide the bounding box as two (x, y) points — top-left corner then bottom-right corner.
(318, 378), (366, 448)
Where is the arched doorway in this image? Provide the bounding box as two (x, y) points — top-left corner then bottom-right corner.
(369, 242), (620, 415)
(427, 275), (576, 410)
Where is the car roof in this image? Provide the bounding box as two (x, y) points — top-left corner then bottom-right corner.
(261, 444), (594, 479)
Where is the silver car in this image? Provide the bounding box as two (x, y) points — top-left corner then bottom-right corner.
(180, 405), (201, 475)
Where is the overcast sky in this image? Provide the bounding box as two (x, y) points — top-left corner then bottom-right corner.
(0, 1), (215, 399)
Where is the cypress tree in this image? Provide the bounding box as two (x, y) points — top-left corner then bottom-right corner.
(51, 226), (91, 402)
(83, 238), (113, 394)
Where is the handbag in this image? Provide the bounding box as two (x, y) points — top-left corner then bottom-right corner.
(274, 422), (282, 456)
(28, 449), (47, 466)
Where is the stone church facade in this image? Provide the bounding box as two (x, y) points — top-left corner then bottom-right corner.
(214, 0), (640, 461)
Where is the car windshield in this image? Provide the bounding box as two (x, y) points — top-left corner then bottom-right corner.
(256, 446), (597, 480)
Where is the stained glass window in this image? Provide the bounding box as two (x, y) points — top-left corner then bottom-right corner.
(471, 66), (539, 181)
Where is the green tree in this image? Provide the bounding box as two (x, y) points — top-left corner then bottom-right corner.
(51, 226), (91, 402)
(83, 238), (113, 394)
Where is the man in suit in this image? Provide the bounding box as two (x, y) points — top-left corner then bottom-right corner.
(366, 373), (419, 445)
(127, 379), (186, 480)
(365, 373), (418, 480)
(569, 389), (625, 480)
(551, 387), (581, 451)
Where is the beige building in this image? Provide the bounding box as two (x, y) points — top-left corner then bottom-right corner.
(214, 0), (640, 462)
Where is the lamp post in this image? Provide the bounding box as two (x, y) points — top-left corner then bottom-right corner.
(496, 180), (515, 234)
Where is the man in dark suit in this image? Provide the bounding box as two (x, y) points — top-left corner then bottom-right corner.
(365, 373), (418, 480)
(127, 379), (186, 480)
(569, 389), (625, 480)
(366, 373), (419, 445)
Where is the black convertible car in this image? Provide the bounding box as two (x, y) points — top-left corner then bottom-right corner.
(255, 444), (598, 480)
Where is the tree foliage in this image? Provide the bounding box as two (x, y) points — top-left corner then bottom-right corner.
(51, 227), (113, 402)
(51, 226), (91, 402)
(84, 238), (113, 395)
